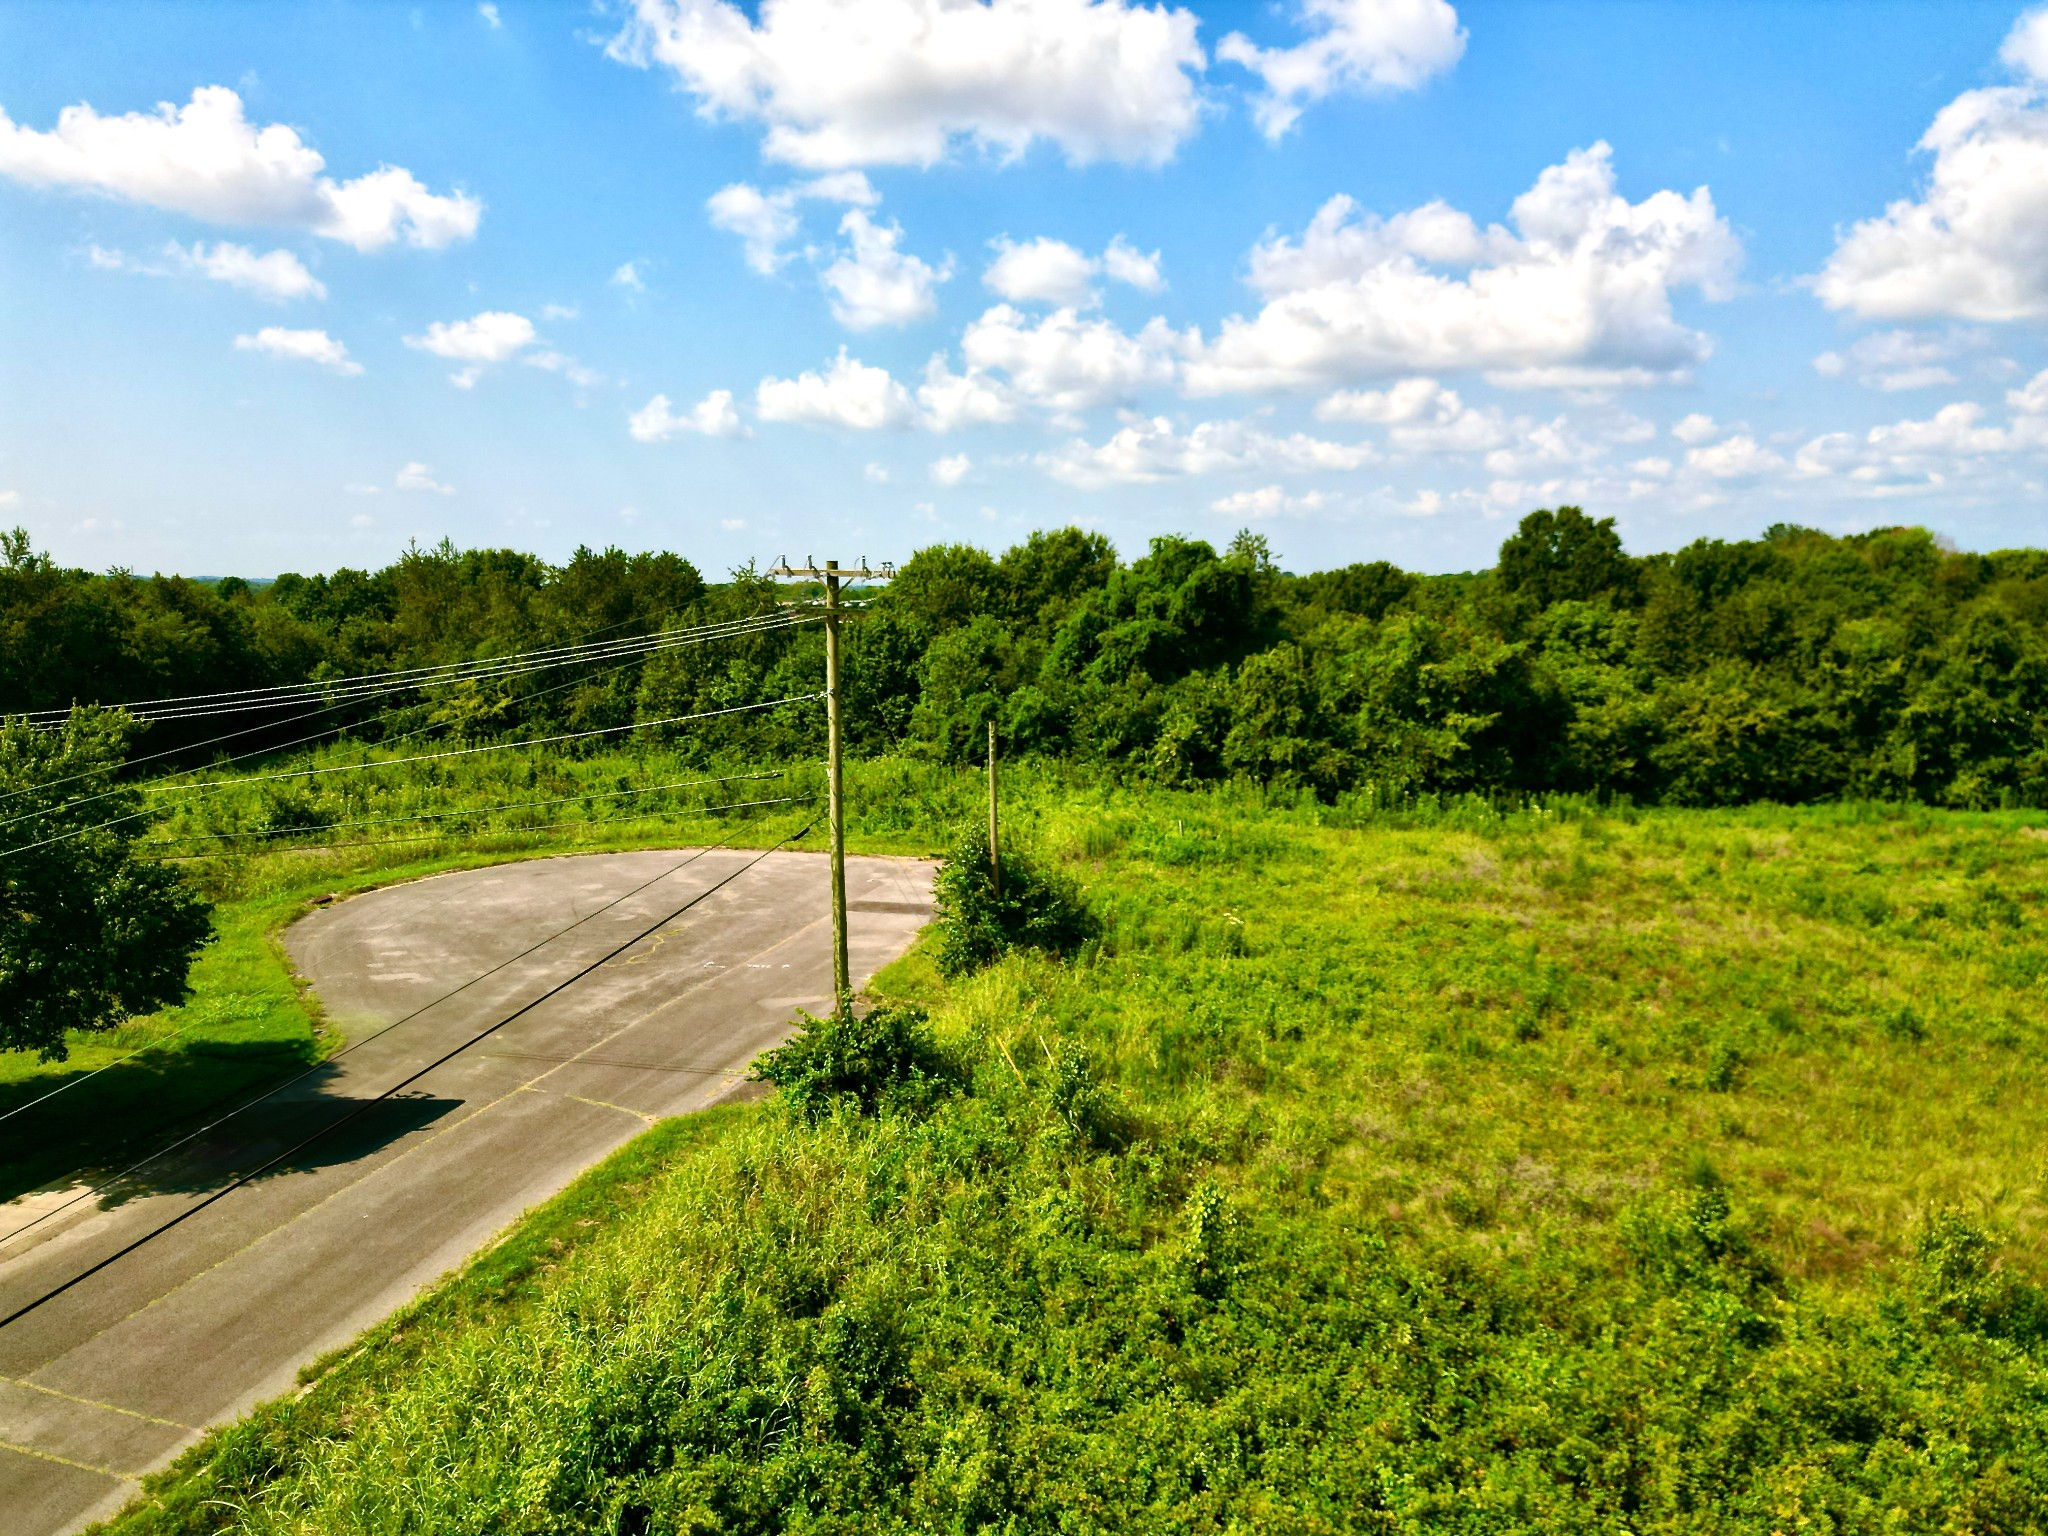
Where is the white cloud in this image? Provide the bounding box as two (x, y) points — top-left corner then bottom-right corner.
(721, 517), (747, 530)
(1101, 234), (1164, 291)
(606, 0), (1206, 169)
(864, 462), (891, 483)
(821, 209), (950, 328)
(1218, 0), (1466, 140)
(1184, 143), (1740, 395)
(541, 302), (580, 321)
(233, 326), (362, 374)
(171, 240), (324, 299)
(961, 303), (1191, 414)
(0, 490), (20, 509)
(404, 310), (537, 386)
(1209, 484), (1326, 518)
(395, 461), (454, 494)
(524, 350), (605, 389)
(706, 172), (877, 274)
(629, 388), (747, 440)
(757, 347), (918, 429)
(1684, 433), (1784, 480)
(1313, 374), (1458, 424)
(1811, 328), (1977, 391)
(1818, 14), (2048, 322)
(478, 1), (502, 26)
(930, 452), (972, 486)
(0, 86), (480, 250)
(1671, 412), (1718, 444)
(612, 260), (647, 290)
(1039, 414), (1375, 487)
(916, 356), (1020, 430)
(981, 233), (1165, 308)
(984, 236), (1099, 307)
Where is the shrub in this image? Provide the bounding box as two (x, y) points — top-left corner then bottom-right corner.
(749, 1002), (952, 1121)
(931, 823), (1095, 976)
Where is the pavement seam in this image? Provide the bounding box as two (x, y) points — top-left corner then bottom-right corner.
(0, 1374), (195, 1430)
(550, 1090), (658, 1124)
(0, 1434), (137, 1483)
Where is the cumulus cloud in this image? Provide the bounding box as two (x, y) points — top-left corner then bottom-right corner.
(929, 452), (972, 486)
(706, 171), (876, 273)
(605, 0), (1206, 169)
(1818, 12), (2048, 322)
(1684, 433), (1784, 480)
(1184, 143), (1740, 395)
(1039, 414), (1375, 487)
(1101, 234), (1164, 291)
(85, 238), (326, 300)
(0, 86), (480, 250)
(1812, 327), (1980, 391)
(395, 462), (454, 494)
(821, 210), (951, 328)
(629, 388), (746, 440)
(1210, 484), (1327, 517)
(982, 233), (1165, 307)
(612, 260), (647, 290)
(404, 310), (537, 386)
(757, 346), (919, 428)
(1313, 374), (1459, 423)
(916, 356), (1020, 430)
(1671, 412), (1718, 444)
(1218, 0), (1465, 139)
(176, 240), (324, 299)
(962, 303), (1192, 414)
(233, 326), (361, 373)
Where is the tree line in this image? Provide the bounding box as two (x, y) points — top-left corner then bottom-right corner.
(5, 510), (2047, 808)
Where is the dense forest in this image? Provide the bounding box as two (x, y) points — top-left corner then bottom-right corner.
(3, 510), (2045, 807)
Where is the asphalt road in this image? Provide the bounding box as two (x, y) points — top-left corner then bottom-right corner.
(0, 847), (934, 1536)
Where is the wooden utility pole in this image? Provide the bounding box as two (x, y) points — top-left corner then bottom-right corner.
(987, 719), (1000, 900)
(770, 556), (892, 1017)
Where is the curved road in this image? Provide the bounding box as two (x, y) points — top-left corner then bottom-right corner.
(0, 847), (933, 1536)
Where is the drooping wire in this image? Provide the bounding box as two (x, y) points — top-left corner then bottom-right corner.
(0, 693), (819, 861)
(0, 787), (809, 1126)
(140, 769), (787, 850)
(0, 814), (816, 1251)
(0, 608), (811, 816)
(0, 820), (819, 1328)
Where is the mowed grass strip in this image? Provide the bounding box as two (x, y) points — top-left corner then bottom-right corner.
(92, 792), (2048, 1532)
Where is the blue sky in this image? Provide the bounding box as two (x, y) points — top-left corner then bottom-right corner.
(5, 0), (2048, 578)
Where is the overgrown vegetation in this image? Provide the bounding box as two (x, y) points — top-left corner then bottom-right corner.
(90, 786), (2048, 1534)
(929, 823), (1096, 975)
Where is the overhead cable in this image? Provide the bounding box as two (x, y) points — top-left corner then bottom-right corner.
(0, 821), (817, 1327)
(0, 693), (819, 860)
(0, 826), (788, 1245)
(0, 614), (812, 835)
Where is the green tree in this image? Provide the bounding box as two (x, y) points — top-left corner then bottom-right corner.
(0, 711), (213, 1058)
(1497, 506), (1640, 609)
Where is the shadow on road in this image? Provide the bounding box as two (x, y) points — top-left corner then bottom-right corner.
(0, 1037), (325, 1206)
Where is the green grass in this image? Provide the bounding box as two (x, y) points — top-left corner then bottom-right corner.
(77, 780), (2048, 1533)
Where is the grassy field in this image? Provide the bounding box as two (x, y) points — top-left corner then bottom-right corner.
(59, 774), (2048, 1533)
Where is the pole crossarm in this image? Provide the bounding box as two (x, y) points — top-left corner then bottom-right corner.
(766, 556), (894, 1015)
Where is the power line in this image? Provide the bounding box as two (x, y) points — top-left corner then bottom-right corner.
(141, 770), (787, 849)
(0, 693), (820, 860)
(0, 775), (801, 1126)
(0, 821), (817, 1329)
(17, 607), (805, 722)
(150, 794), (813, 861)
(0, 609), (812, 817)
(0, 825), (791, 1247)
